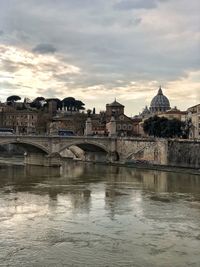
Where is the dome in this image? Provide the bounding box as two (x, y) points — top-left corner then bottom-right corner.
(150, 87), (170, 113)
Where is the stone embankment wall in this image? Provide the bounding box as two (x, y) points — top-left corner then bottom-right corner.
(121, 138), (200, 169)
(117, 138), (168, 165)
(167, 140), (200, 169)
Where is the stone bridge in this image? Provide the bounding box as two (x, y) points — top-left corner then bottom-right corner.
(0, 135), (168, 166)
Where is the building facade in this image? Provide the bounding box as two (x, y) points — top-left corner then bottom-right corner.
(187, 104), (200, 139)
(105, 100), (133, 136)
(158, 107), (187, 121)
(0, 104), (38, 134)
(48, 113), (87, 135)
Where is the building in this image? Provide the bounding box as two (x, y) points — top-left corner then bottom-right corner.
(0, 102), (38, 134)
(0, 101), (58, 134)
(48, 113), (87, 135)
(83, 100), (135, 137)
(106, 99), (124, 117)
(149, 86), (171, 114)
(0, 107), (38, 134)
(90, 113), (107, 136)
(138, 86), (171, 119)
(158, 107), (187, 121)
(187, 104), (200, 139)
(132, 117), (143, 136)
(135, 87), (187, 137)
(149, 86), (171, 113)
(105, 100), (133, 137)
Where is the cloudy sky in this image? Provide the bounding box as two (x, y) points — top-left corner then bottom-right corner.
(0, 0), (199, 115)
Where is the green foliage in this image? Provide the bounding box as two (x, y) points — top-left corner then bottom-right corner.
(34, 97), (45, 102)
(4, 94), (86, 112)
(62, 97), (85, 112)
(62, 97), (75, 111)
(7, 95), (21, 102)
(87, 109), (92, 116)
(30, 97), (45, 109)
(143, 116), (186, 138)
(74, 100), (85, 111)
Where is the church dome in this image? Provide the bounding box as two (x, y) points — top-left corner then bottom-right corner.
(150, 87), (170, 113)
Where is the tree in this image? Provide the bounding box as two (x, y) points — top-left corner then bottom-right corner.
(74, 100), (85, 112)
(182, 118), (192, 139)
(30, 97), (45, 109)
(62, 97), (85, 112)
(143, 116), (186, 138)
(34, 97), (45, 102)
(62, 97), (75, 111)
(87, 109), (92, 117)
(7, 95), (21, 102)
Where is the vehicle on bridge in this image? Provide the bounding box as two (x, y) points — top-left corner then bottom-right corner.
(58, 130), (75, 136)
(0, 128), (15, 135)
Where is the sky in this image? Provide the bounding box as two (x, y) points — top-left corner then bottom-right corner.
(0, 0), (199, 115)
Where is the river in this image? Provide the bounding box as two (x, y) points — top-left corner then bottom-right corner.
(0, 158), (200, 267)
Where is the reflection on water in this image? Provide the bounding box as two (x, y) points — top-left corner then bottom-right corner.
(0, 159), (200, 267)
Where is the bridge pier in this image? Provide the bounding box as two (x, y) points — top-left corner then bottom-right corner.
(84, 151), (108, 163)
(106, 151), (119, 163)
(106, 138), (119, 163)
(24, 153), (61, 167)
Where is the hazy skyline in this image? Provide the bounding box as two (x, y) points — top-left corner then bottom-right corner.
(0, 0), (199, 115)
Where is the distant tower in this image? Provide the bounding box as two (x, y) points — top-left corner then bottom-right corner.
(106, 115), (116, 137)
(84, 117), (92, 136)
(48, 100), (57, 114)
(106, 99), (124, 116)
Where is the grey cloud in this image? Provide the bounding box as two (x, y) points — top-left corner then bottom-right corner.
(114, 0), (170, 10)
(32, 43), (57, 54)
(0, 81), (16, 89)
(0, 82), (21, 101)
(0, 58), (34, 73)
(0, 0), (199, 111)
(124, 17), (142, 26)
(114, 0), (157, 10)
(0, 30), (4, 35)
(1, 59), (19, 73)
(36, 87), (66, 98)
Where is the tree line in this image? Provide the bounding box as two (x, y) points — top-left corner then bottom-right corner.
(6, 95), (85, 112)
(143, 116), (190, 139)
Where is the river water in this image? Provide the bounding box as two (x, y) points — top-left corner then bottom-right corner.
(0, 158), (200, 267)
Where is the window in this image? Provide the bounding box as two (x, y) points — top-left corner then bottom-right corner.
(117, 124), (121, 130)
(123, 124), (127, 130)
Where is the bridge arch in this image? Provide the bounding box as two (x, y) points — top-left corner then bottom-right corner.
(0, 140), (50, 154)
(59, 140), (109, 155)
(58, 140), (110, 162)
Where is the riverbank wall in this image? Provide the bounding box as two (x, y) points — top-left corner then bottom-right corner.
(121, 138), (200, 170)
(167, 140), (200, 169)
